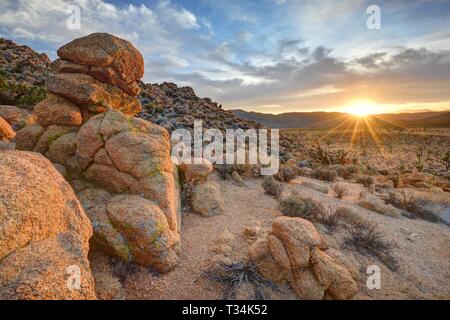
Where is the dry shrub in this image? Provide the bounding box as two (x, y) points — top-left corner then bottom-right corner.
(262, 176), (284, 199)
(109, 256), (139, 284)
(356, 175), (375, 187)
(279, 193), (319, 220)
(181, 180), (196, 209)
(216, 163), (255, 180)
(275, 166), (297, 182)
(202, 260), (277, 300)
(308, 140), (352, 165)
(316, 204), (344, 232)
(386, 190), (442, 223)
(311, 167), (337, 182)
(279, 191), (343, 232)
(344, 219), (397, 270)
(332, 182), (349, 199)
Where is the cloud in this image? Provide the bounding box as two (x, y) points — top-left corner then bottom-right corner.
(0, 0), (449, 113)
(157, 0), (199, 30)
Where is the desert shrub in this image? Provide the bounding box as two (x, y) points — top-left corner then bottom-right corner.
(0, 74), (47, 108)
(344, 219), (397, 270)
(315, 204), (343, 232)
(356, 175), (374, 187)
(386, 189), (413, 210)
(109, 256), (139, 284)
(202, 260), (277, 299)
(279, 191), (321, 220)
(262, 176), (284, 199)
(311, 167), (337, 182)
(308, 140), (352, 165)
(216, 163), (254, 180)
(181, 180), (196, 209)
(216, 164), (233, 180)
(386, 190), (442, 223)
(390, 175), (401, 188)
(441, 151), (450, 171)
(332, 182), (349, 199)
(275, 166), (296, 182)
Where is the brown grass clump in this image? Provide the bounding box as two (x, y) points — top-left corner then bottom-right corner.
(262, 176), (284, 199)
(344, 219), (397, 270)
(356, 175), (375, 187)
(308, 140), (352, 165)
(316, 204), (344, 232)
(386, 189), (443, 223)
(332, 182), (349, 199)
(275, 166), (296, 182)
(311, 167), (338, 182)
(279, 193), (319, 220)
(279, 191), (343, 232)
(202, 260), (277, 300)
(181, 180), (196, 209)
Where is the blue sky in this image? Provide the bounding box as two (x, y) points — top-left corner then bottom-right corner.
(1, 0), (450, 113)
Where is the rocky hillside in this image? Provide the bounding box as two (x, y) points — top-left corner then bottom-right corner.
(1, 37), (301, 161)
(0, 37), (260, 133)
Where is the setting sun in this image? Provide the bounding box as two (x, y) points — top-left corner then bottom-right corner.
(344, 100), (379, 117)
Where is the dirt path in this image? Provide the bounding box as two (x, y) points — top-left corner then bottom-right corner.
(122, 174), (450, 300)
(123, 174), (282, 299)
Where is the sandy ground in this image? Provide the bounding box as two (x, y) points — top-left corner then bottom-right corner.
(123, 174), (290, 299)
(122, 174), (450, 300)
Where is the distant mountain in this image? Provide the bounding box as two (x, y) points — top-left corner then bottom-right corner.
(231, 109), (450, 129)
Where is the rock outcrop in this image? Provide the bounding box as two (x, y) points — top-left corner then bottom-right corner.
(248, 216), (358, 300)
(0, 116), (15, 141)
(0, 151), (96, 299)
(0, 105), (35, 130)
(14, 33), (181, 273)
(179, 158), (225, 217)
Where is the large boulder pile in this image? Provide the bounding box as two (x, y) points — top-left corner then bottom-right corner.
(138, 82), (260, 133)
(14, 33), (181, 273)
(0, 105), (35, 130)
(0, 38), (51, 86)
(0, 151), (96, 299)
(248, 216), (358, 300)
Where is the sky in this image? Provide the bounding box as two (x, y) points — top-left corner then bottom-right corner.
(1, 0), (450, 114)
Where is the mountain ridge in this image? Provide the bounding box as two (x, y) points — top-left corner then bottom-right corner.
(231, 109), (450, 129)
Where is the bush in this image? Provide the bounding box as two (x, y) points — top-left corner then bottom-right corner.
(0, 73), (47, 108)
(332, 183), (349, 199)
(201, 260), (277, 300)
(308, 140), (352, 165)
(109, 256), (138, 284)
(262, 176), (284, 199)
(181, 180), (196, 209)
(279, 191), (320, 220)
(275, 166), (296, 182)
(315, 204), (343, 232)
(344, 219), (397, 270)
(356, 175), (374, 187)
(386, 190), (441, 223)
(311, 168), (337, 182)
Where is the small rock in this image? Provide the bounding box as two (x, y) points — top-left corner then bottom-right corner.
(231, 171), (245, 186)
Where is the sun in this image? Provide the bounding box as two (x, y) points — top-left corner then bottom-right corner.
(344, 100), (379, 117)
